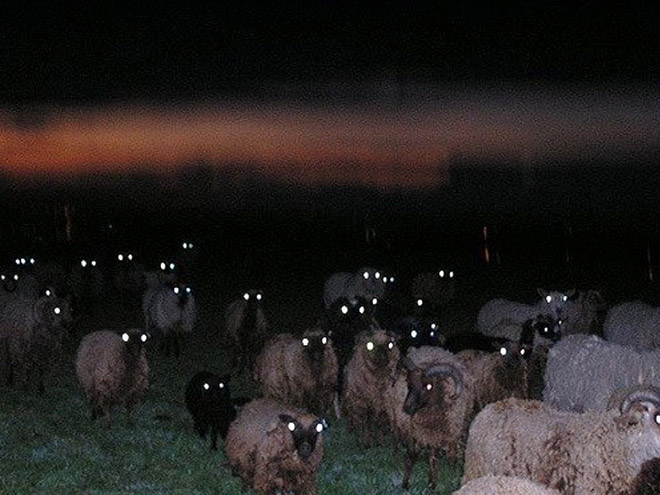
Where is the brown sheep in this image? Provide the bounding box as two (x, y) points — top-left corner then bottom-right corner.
(224, 397), (326, 495)
(385, 345), (475, 490)
(254, 327), (338, 417)
(341, 328), (400, 446)
(75, 329), (149, 428)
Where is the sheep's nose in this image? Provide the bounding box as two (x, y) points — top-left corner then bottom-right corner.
(298, 443), (313, 460)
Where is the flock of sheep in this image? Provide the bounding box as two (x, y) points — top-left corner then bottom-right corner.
(3, 244), (660, 494)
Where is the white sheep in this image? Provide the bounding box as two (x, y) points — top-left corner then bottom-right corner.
(75, 329), (149, 428)
(462, 391), (660, 494)
(603, 301), (660, 349)
(544, 333), (660, 412)
(453, 475), (562, 495)
(142, 282), (196, 358)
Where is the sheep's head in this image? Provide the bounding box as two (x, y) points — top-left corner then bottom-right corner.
(437, 268), (455, 281)
(181, 241), (195, 251)
(360, 330), (399, 371)
(79, 258), (99, 269)
(116, 252), (135, 263)
(537, 288), (574, 317)
(401, 358), (464, 416)
(1, 271), (19, 292)
(172, 284), (193, 306)
(120, 330), (149, 359)
(525, 313), (562, 345)
(300, 330), (330, 375)
(242, 289), (264, 307)
(616, 388), (660, 474)
(278, 414), (326, 461)
(199, 373), (231, 408)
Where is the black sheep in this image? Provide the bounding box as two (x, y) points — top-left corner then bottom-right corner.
(184, 371), (236, 450)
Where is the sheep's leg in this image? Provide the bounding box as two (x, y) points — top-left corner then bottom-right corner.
(102, 404), (112, 429)
(428, 448), (439, 489)
(402, 448), (418, 490)
(194, 420), (207, 439)
(173, 334), (181, 359)
(210, 423), (218, 451)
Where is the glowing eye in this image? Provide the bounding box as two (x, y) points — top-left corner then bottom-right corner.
(375, 271), (381, 279)
(520, 348), (526, 356)
(341, 305), (349, 314)
(543, 326), (549, 333)
(182, 242), (188, 249)
(500, 347), (507, 356)
(359, 306), (365, 314)
(30, 258), (35, 265)
(391, 277), (395, 282)
(20, 258), (26, 265)
(189, 243), (194, 248)
(91, 261), (97, 266)
(430, 332), (435, 337)
(118, 254), (124, 261)
(173, 287), (180, 294)
(321, 337), (328, 345)
(287, 421), (296, 431)
(316, 423), (324, 433)
(388, 342), (394, 349)
(363, 271), (369, 279)
(81, 260), (87, 268)
(431, 323), (437, 330)
(13, 274), (19, 281)
(0, 275), (4, 280)
(439, 270), (445, 278)
(410, 330), (418, 338)
(160, 262), (166, 270)
(256, 293), (262, 301)
(141, 334), (147, 342)
(655, 414), (660, 425)
(54, 307), (61, 315)
(128, 254), (133, 261)
(14, 259), (19, 265)
(545, 295), (552, 304)
(169, 263), (175, 270)
(558, 320), (563, 326)
(203, 383), (209, 390)
(302, 338), (309, 347)
(45, 289), (52, 297)
(426, 383), (433, 391)
(416, 299), (423, 307)
(122, 333), (129, 342)
(243, 293), (250, 301)
(366, 342), (374, 351)
(372, 297), (378, 305)
(449, 271), (454, 278)
(562, 295), (568, 302)
(219, 382), (225, 389)
(186, 287), (192, 294)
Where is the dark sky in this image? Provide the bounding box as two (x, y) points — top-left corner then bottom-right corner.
(2, 2), (658, 104)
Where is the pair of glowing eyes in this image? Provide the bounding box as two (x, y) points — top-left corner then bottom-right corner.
(117, 254), (134, 261)
(173, 286), (192, 295)
(122, 333), (148, 343)
(243, 293), (263, 301)
(182, 242), (194, 249)
(287, 422), (324, 433)
(499, 347), (527, 357)
(203, 382), (225, 390)
(301, 337), (328, 346)
(160, 262), (176, 271)
(410, 327), (438, 339)
(366, 341), (395, 351)
(80, 260), (97, 268)
(1, 274), (19, 281)
(545, 294), (569, 304)
(15, 258), (35, 266)
(438, 270), (454, 278)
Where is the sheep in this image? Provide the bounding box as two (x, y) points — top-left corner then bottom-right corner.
(0, 294), (69, 392)
(544, 333), (660, 412)
(68, 257), (104, 314)
(224, 397), (326, 495)
(603, 301), (660, 349)
(461, 390), (660, 495)
(477, 289), (571, 337)
(480, 312), (561, 350)
(341, 328), (400, 446)
(560, 288), (607, 336)
(223, 289), (269, 371)
(75, 329), (149, 429)
(184, 371), (236, 450)
(630, 457), (660, 495)
(144, 260), (178, 289)
(322, 266), (386, 308)
(453, 475), (562, 495)
(385, 345), (475, 490)
(253, 327), (338, 417)
(410, 268), (456, 314)
(143, 282), (197, 358)
(111, 252), (145, 297)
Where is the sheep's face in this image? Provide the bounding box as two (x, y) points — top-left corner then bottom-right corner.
(404, 320), (441, 350)
(534, 314), (562, 343)
(117, 252), (135, 263)
(537, 289), (574, 317)
(242, 290), (264, 307)
(278, 414), (326, 461)
(173, 284), (193, 306)
(402, 360), (463, 417)
(181, 241), (195, 251)
(79, 259), (99, 269)
(437, 268), (455, 281)
(1, 272), (19, 292)
(358, 266), (386, 292)
(200, 374), (231, 407)
(618, 398), (660, 473)
(363, 332), (398, 370)
(301, 333), (330, 374)
(121, 331), (149, 358)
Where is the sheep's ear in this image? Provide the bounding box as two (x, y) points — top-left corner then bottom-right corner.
(279, 414), (299, 431)
(565, 289), (577, 300)
(220, 374), (231, 385)
(537, 288), (548, 298)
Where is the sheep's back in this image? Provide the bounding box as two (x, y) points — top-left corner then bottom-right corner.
(603, 302), (660, 349)
(454, 475), (562, 495)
